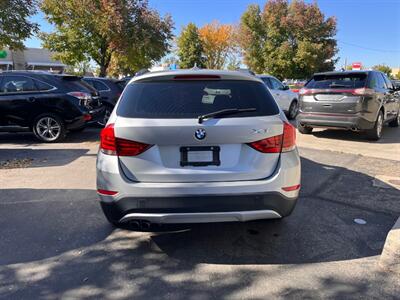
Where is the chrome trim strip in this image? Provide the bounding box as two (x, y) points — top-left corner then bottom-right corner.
(119, 210), (282, 224)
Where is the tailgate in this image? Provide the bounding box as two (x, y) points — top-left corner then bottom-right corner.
(115, 116), (283, 183)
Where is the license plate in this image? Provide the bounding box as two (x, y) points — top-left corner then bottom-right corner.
(180, 146), (220, 167)
(188, 151), (213, 162)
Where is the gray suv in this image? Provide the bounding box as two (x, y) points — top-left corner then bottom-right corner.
(96, 70), (301, 227)
(297, 71), (400, 140)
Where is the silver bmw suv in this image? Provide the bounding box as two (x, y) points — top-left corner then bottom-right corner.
(96, 70), (301, 227)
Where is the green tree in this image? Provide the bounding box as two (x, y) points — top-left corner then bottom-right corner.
(40, 0), (173, 77)
(0, 0), (38, 50)
(239, 0), (337, 79)
(177, 23), (205, 68)
(372, 64), (392, 78)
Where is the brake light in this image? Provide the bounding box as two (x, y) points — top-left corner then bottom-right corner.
(83, 114), (92, 121)
(281, 122), (296, 152)
(67, 91), (91, 100)
(173, 75), (221, 80)
(299, 88), (312, 95)
(248, 122), (296, 153)
(352, 88), (374, 96)
(100, 124), (117, 154)
(100, 124), (152, 156)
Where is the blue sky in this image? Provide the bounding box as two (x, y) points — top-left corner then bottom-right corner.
(26, 0), (400, 69)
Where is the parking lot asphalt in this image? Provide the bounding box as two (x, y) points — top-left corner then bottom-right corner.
(0, 127), (399, 299)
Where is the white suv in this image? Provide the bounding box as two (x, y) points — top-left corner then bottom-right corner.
(96, 70), (301, 227)
(258, 75), (299, 119)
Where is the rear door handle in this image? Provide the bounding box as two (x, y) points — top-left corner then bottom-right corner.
(27, 97), (36, 102)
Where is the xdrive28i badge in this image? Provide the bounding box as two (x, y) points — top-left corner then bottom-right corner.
(194, 128), (206, 140)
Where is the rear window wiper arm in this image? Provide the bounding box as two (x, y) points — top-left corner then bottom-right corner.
(198, 108), (256, 124)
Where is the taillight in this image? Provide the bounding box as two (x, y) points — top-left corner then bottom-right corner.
(100, 124), (152, 156)
(100, 124), (117, 155)
(67, 91), (91, 100)
(281, 122), (296, 152)
(299, 88), (312, 95)
(352, 88), (374, 96)
(248, 122), (296, 153)
(83, 114), (92, 121)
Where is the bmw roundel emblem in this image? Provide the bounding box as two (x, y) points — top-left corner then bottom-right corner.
(194, 128), (206, 140)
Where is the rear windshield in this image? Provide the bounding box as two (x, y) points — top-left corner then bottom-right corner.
(306, 73), (367, 89)
(117, 80), (279, 119)
(58, 77), (97, 94)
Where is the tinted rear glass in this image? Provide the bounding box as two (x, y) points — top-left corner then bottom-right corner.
(117, 80), (279, 118)
(306, 73), (367, 89)
(59, 78), (96, 94)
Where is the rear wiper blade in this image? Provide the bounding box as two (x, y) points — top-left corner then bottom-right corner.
(198, 108), (256, 124)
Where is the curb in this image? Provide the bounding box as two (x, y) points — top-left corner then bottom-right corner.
(379, 216), (400, 274)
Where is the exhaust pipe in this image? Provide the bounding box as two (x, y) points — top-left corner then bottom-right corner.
(129, 220), (140, 229)
(140, 220), (151, 230)
(351, 127), (358, 132)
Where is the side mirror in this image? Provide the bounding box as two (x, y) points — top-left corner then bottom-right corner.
(282, 85), (290, 91)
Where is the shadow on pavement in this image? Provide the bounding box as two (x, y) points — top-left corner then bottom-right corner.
(0, 127), (101, 145)
(0, 189), (112, 266)
(0, 157), (398, 298)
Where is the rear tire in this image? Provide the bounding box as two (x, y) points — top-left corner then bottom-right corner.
(388, 110), (400, 127)
(298, 124), (313, 134)
(287, 100), (299, 120)
(366, 111), (384, 140)
(33, 114), (66, 143)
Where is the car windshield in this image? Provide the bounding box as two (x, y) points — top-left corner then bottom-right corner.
(306, 73), (367, 89)
(117, 80), (279, 119)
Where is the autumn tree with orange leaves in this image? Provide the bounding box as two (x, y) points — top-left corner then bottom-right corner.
(199, 21), (235, 69)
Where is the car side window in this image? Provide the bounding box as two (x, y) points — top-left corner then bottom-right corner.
(261, 78), (273, 89)
(370, 73), (386, 90)
(93, 80), (109, 91)
(375, 73), (387, 89)
(368, 73), (378, 89)
(35, 80), (54, 91)
(269, 78), (284, 90)
(0, 76), (38, 93)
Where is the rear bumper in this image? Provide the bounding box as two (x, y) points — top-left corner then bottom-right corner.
(100, 192), (296, 224)
(297, 112), (374, 130)
(97, 150), (301, 224)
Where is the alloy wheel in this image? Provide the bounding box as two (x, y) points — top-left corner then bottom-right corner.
(376, 113), (383, 137)
(36, 117), (61, 141)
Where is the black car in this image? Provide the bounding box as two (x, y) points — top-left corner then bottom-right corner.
(297, 70), (400, 140)
(0, 71), (104, 142)
(83, 77), (123, 125)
